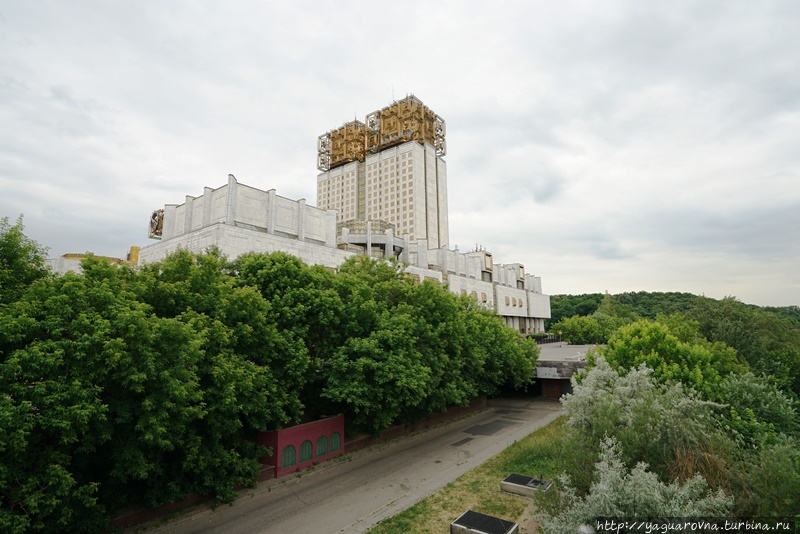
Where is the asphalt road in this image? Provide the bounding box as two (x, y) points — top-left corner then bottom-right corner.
(146, 397), (561, 534)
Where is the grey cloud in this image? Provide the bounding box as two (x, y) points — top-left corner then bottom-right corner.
(628, 204), (800, 259)
(1, 1), (798, 305)
(496, 165), (566, 205)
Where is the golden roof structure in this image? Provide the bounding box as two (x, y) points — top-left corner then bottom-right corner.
(317, 95), (445, 171)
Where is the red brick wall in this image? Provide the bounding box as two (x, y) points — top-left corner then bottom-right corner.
(257, 414), (345, 478)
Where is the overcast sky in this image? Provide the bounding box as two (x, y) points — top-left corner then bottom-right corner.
(2, 1), (798, 307)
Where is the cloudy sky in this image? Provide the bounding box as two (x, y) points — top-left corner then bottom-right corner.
(2, 1), (798, 307)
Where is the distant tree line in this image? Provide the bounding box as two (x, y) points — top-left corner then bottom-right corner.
(0, 216), (539, 533)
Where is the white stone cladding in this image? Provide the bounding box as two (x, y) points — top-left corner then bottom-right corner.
(317, 141), (448, 250)
(139, 222), (351, 269)
(47, 256), (85, 275)
(140, 174), (345, 268)
(140, 175), (550, 333)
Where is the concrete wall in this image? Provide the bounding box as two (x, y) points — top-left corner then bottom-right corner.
(140, 175), (550, 326)
(140, 175), (346, 267)
(140, 222), (352, 269)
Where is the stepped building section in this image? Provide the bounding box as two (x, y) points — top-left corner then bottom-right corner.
(317, 96), (448, 249)
(139, 96), (550, 334)
(140, 176), (549, 334)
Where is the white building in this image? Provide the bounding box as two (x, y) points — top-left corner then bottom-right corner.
(139, 174), (349, 270)
(316, 96), (448, 249)
(139, 174), (550, 334)
(317, 141), (448, 249)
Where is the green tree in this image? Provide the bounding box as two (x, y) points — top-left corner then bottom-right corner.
(321, 257), (538, 434)
(462, 299), (539, 396)
(613, 291), (702, 319)
(323, 309), (432, 433)
(600, 319), (745, 396)
(741, 436), (800, 516)
(231, 251), (344, 419)
(0, 257), (206, 529)
(402, 281), (473, 416)
(0, 215), (50, 305)
(546, 293), (603, 328)
(689, 297), (800, 395)
(714, 373), (798, 445)
(133, 250), (307, 500)
(550, 314), (626, 345)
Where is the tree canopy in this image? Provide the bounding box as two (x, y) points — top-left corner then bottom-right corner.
(0, 228), (539, 531)
(0, 216), (50, 305)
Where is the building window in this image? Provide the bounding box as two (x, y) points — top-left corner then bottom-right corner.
(505, 296), (510, 306)
(317, 435), (328, 456)
(281, 445), (296, 468)
(300, 440), (313, 462)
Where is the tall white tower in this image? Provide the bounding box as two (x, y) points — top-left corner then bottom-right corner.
(316, 96), (449, 249)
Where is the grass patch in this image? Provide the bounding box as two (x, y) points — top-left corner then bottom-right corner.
(368, 416), (569, 534)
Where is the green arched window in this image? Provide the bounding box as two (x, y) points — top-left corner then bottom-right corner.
(317, 435), (328, 456)
(281, 445), (296, 468)
(330, 432), (341, 452)
(300, 440), (313, 462)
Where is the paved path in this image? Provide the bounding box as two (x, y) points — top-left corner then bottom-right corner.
(147, 397), (562, 534)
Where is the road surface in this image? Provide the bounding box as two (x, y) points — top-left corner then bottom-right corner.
(148, 397), (562, 534)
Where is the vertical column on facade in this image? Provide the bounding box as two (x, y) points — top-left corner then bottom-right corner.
(162, 204), (178, 240)
(184, 196), (194, 235)
(203, 187), (213, 227)
(398, 239), (409, 263)
(385, 228), (394, 259)
(226, 174), (237, 225)
(366, 220), (373, 257)
(297, 199), (306, 241)
(436, 156), (448, 249)
(424, 145), (437, 249)
(416, 239), (428, 267)
(323, 210), (337, 247)
(266, 189), (276, 234)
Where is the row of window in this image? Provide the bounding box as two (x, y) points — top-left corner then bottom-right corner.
(460, 289), (490, 303)
(367, 168), (412, 178)
(281, 432), (342, 469)
(504, 296), (526, 307)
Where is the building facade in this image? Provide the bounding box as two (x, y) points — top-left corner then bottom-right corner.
(138, 95), (549, 333)
(139, 174), (550, 334)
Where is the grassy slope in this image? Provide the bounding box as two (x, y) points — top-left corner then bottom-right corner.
(368, 416), (568, 534)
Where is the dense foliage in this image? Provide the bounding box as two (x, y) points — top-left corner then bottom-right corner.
(550, 292), (800, 397)
(539, 437), (733, 534)
(0, 216), (50, 305)
(537, 296), (800, 529)
(0, 224), (538, 532)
